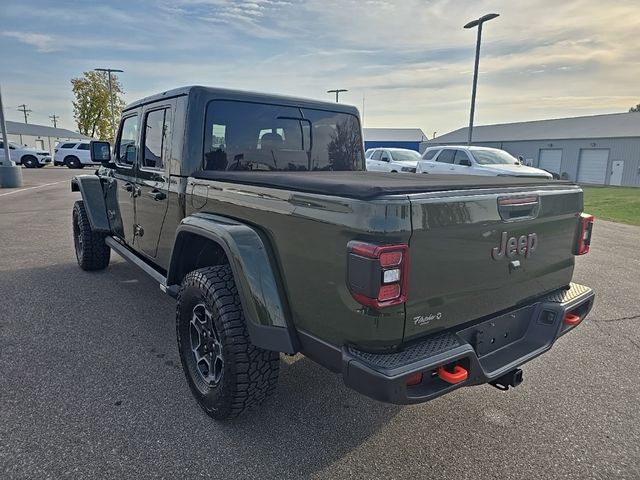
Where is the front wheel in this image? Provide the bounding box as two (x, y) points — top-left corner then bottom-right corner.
(72, 200), (110, 270)
(176, 266), (280, 420)
(22, 155), (38, 168)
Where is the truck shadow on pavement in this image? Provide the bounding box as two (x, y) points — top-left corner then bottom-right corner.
(0, 258), (403, 478)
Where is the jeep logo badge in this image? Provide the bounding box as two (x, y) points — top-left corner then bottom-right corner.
(492, 232), (538, 260)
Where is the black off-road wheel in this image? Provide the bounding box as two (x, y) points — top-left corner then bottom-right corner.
(72, 200), (110, 271)
(176, 266), (280, 420)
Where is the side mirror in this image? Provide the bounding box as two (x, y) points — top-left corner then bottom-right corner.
(90, 140), (113, 166)
(9, 145), (15, 150)
(381, 156), (389, 162)
(460, 159), (471, 167)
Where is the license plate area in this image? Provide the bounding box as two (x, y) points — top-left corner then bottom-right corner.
(457, 305), (536, 357)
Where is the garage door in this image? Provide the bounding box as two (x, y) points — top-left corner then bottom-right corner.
(538, 149), (562, 174)
(577, 149), (609, 184)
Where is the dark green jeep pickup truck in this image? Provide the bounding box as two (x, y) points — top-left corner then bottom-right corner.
(72, 86), (595, 419)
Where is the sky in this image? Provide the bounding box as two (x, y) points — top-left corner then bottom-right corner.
(1, 0), (639, 137)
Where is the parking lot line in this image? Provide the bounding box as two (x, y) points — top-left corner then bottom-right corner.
(0, 180), (67, 197)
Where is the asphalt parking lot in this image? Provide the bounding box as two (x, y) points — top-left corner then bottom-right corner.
(1, 168), (639, 480)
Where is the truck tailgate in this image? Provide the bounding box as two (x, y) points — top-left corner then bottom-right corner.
(404, 185), (583, 342)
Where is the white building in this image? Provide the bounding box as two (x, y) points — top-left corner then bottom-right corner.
(4, 121), (93, 154)
(425, 112), (640, 187)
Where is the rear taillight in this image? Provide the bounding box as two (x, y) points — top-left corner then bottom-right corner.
(575, 213), (594, 255)
(347, 241), (409, 309)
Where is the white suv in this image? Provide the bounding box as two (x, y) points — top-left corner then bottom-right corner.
(365, 148), (421, 173)
(0, 140), (52, 168)
(54, 141), (97, 168)
(417, 146), (552, 178)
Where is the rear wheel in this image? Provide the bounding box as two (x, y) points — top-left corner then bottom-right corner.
(22, 155), (38, 168)
(176, 266), (280, 420)
(72, 200), (110, 271)
(65, 156), (82, 169)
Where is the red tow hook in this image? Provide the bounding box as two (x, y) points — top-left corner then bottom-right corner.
(437, 365), (468, 384)
(564, 313), (581, 326)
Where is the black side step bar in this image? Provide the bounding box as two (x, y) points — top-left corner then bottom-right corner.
(105, 237), (179, 298)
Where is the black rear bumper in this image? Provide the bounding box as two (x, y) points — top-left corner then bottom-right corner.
(341, 283), (594, 405)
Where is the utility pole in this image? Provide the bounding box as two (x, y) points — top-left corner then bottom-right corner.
(94, 68), (124, 140)
(327, 89), (348, 103)
(17, 104), (32, 124)
(0, 85), (24, 187)
(49, 115), (59, 128)
(464, 13), (499, 145)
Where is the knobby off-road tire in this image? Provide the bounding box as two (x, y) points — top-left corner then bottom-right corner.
(72, 200), (111, 271)
(176, 266), (280, 420)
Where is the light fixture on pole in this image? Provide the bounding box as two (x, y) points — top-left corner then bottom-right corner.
(464, 13), (499, 146)
(94, 68), (124, 140)
(327, 89), (348, 103)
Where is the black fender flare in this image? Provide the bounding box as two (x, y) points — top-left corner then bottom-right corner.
(71, 175), (111, 233)
(167, 213), (299, 354)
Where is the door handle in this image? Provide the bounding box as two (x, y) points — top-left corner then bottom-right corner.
(147, 190), (166, 201)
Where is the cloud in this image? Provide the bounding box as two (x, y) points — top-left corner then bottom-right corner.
(1, 0), (640, 134)
(2, 31), (56, 52)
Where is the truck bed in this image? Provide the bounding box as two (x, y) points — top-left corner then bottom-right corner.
(191, 170), (568, 200)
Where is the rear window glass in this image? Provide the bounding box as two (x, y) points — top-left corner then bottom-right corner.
(61, 143), (77, 149)
(436, 149), (455, 164)
(423, 149), (438, 160)
(203, 100), (364, 171)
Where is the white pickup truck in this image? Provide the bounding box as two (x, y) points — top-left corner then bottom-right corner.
(0, 140), (52, 168)
(417, 146), (552, 178)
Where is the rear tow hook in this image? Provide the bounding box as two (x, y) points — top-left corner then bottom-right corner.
(490, 368), (523, 391)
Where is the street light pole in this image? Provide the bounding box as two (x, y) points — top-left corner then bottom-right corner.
(464, 13), (499, 146)
(0, 84), (23, 187)
(327, 89), (348, 103)
(94, 68), (123, 141)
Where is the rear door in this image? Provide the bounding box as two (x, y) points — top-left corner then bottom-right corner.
(134, 105), (172, 259)
(404, 186), (582, 341)
(433, 148), (455, 173)
(367, 149), (383, 171)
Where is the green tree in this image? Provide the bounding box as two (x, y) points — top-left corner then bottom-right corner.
(71, 71), (125, 140)
(630, 104), (640, 112)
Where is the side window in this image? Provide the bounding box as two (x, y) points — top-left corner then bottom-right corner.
(454, 150), (471, 165)
(380, 150), (390, 162)
(77, 143), (90, 151)
(423, 149), (438, 160)
(61, 142), (78, 149)
(436, 149), (455, 164)
(116, 115), (139, 166)
(142, 108), (170, 170)
(371, 150), (382, 160)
